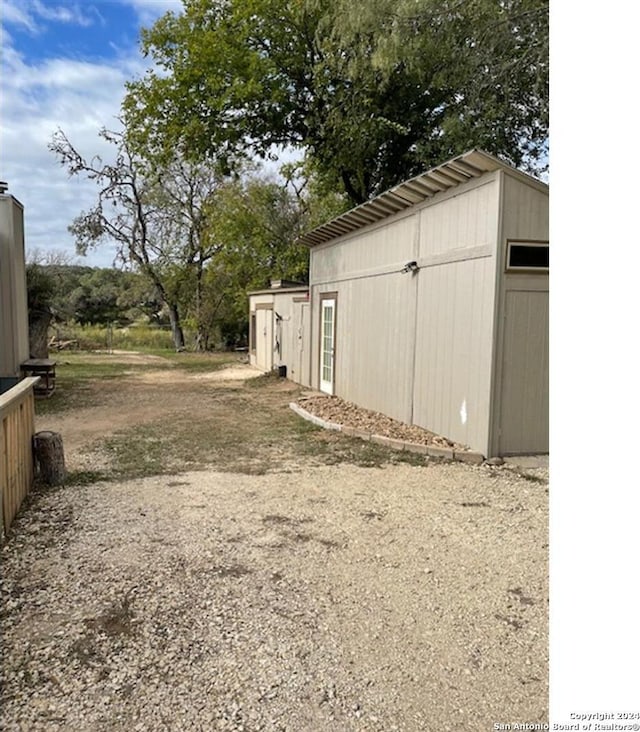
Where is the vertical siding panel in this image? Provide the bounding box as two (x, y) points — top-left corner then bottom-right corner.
(498, 288), (548, 454)
(501, 174), (549, 241)
(494, 173), (549, 454)
(411, 179), (498, 451)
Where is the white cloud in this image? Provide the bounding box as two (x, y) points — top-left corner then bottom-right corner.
(31, 1), (96, 27)
(1, 38), (149, 267)
(1, 0), (98, 34)
(0, 0), (185, 268)
(1, 1), (39, 33)
(121, 0), (183, 27)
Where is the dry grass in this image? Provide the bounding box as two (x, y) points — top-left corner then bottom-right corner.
(36, 352), (429, 484)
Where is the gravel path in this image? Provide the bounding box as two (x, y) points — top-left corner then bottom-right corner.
(1, 460), (548, 731)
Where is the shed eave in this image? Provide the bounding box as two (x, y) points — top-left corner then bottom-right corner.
(248, 286), (309, 296)
(297, 149), (548, 247)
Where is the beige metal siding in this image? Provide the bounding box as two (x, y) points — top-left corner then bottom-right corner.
(309, 175), (500, 450)
(412, 254), (496, 452)
(411, 177), (500, 453)
(490, 172), (549, 455)
(419, 178), (497, 256)
(312, 216), (417, 284)
(311, 273), (416, 423)
(0, 196), (29, 377)
(272, 291), (301, 380)
(254, 306), (274, 372)
(310, 213), (418, 415)
(294, 302), (311, 387)
(498, 289), (548, 454)
(248, 294), (273, 370)
(309, 208), (419, 419)
(500, 172), (549, 242)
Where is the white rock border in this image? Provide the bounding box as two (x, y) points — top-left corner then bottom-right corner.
(289, 402), (485, 466)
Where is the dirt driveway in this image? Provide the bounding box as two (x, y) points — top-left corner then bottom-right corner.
(0, 353), (548, 731)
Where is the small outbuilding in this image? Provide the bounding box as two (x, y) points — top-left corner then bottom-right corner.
(0, 183), (29, 382)
(248, 280), (311, 385)
(296, 150), (548, 458)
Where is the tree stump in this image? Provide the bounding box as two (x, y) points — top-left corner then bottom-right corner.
(33, 431), (66, 486)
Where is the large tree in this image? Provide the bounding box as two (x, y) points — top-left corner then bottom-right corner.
(185, 171), (335, 349)
(49, 127), (223, 350)
(124, 0), (548, 205)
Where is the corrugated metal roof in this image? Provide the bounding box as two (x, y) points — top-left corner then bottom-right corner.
(298, 149), (547, 247)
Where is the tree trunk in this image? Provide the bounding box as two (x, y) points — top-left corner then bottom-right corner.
(194, 259), (205, 351)
(167, 303), (186, 351)
(33, 431), (66, 486)
(29, 311), (52, 359)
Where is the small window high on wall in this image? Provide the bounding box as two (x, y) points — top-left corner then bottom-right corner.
(506, 241), (549, 272)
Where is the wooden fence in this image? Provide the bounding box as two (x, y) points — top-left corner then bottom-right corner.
(1, 377), (39, 539)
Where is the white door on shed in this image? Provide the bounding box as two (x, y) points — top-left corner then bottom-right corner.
(295, 302), (311, 387)
(255, 308), (273, 372)
(498, 289), (549, 454)
(319, 298), (336, 395)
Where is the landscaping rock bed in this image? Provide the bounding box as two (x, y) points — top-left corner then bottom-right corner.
(296, 395), (466, 450)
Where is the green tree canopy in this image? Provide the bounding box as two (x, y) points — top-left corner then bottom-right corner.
(124, 0), (548, 205)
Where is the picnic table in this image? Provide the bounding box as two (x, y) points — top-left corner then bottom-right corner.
(20, 359), (56, 397)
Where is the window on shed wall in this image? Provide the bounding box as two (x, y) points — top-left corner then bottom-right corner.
(506, 241), (549, 272)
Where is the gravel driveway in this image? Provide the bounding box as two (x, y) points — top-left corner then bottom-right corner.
(1, 458), (548, 731)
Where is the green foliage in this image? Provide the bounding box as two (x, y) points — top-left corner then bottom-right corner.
(36, 264), (162, 326)
(52, 322), (176, 351)
(125, 0), (548, 204)
(50, 126), (325, 351)
(49, 127), (229, 350)
(353, 0), (548, 175)
(189, 173), (321, 346)
(26, 263), (55, 320)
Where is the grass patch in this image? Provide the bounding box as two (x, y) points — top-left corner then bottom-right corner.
(64, 470), (109, 486)
(245, 370), (283, 388)
(102, 427), (173, 480)
(35, 351), (239, 416)
(35, 357), (132, 415)
(39, 349), (435, 480)
(157, 351), (239, 372)
(292, 428), (430, 468)
(94, 392), (429, 481)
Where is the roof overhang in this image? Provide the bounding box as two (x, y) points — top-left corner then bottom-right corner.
(298, 149), (548, 247)
(248, 286), (309, 296)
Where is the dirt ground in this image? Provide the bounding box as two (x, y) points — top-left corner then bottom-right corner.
(34, 353), (264, 467)
(1, 353), (549, 731)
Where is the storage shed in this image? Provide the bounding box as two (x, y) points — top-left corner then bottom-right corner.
(0, 184), (29, 381)
(298, 150), (548, 458)
(248, 280), (311, 386)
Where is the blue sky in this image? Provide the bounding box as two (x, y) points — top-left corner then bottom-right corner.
(1, 0), (184, 267)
